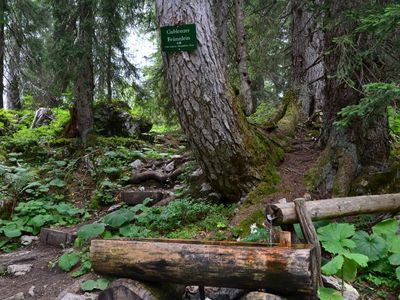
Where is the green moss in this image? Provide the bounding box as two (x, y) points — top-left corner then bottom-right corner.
(304, 148), (332, 193)
(232, 210), (265, 238)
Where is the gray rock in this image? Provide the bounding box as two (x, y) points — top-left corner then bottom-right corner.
(200, 183), (212, 193)
(185, 286), (246, 300)
(130, 159), (144, 170)
(28, 286), (35, 297)
(240, 292), (286, 300)
(7, 264), (33, 276)
(207, 192), (222, 202)
(107, 203), (123, 212)
(20, 235), (38, 246)
(322, 275), (359, 300)
(165, 161), (175, 172)
(190, 168), (203, 179)
(59, 293), (86, 300)
(4, 292), (25, 300)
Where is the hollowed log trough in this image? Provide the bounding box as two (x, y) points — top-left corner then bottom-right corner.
(90, 238), (317, 297)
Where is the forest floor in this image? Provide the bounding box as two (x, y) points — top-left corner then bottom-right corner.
(0, 127), (324, 300)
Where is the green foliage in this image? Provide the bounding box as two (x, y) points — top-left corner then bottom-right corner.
(318, 219), (400, 296)
(318, 223), (369, 283)
(241, 225), (271, 243)
(334, 83), (400, 129)
(58, 252), (80, 272)
(77, 224), (106, 240)
(80, 278), (110, 292)
(318, 287), (344, 300)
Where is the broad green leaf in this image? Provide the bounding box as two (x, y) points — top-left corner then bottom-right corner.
(58, 252), (80, 272)
(342, 252), (369, 267)
(119, 225), (151, 238)
(77, 223), (105, 240)
(318, 287), (344, 300)
(49, 178), (66, 188)
(80, 278), (109, 292)
(370, 259), (392, 274)
(388, 235), (400, 253)
(389, 253), (400, 266)
(54, 160), (67, 167)
(28, 214), (53, 228)
(2, 226), (22, 238)
(318, 223), (356, 254)
(396, 266), (400, 281)
(352, 231), (387, 262)
(372, 219), (399, 237)
(322, 255), (344, 275)
(103, 208), (135, 228)
(341, 258), (358, 282)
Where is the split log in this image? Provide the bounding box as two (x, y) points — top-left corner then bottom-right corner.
(90, 238), (317, 298)
(269, 193), (400, 224)
(128, 168), (184, 184)
(39, 228), (76, 247)
(120, 191), (165, 206)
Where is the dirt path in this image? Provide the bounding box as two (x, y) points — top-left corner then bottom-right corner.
(264, 127), (321, 204)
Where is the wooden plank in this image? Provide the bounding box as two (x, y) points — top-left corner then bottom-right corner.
(90, 238), (317, 297)
(294, 198), (323, 288)
(269, 193), (400, 224)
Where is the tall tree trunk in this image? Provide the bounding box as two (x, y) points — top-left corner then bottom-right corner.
(0, 0), (5, 109)
(291, 0), (325, 118)
(106, 41), (112, 102)
(156, 0), (275, 199)
(309, 0), (390, 197)
(7, 13), (22, 110)
(213, 0), (229, 73)
(234, 0), (256, 116)
(73, 0), (94, 145)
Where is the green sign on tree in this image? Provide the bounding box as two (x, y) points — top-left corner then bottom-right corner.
(160, 24), (197, 52)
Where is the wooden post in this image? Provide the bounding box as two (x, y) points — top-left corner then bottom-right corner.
(279, 231), (292, 247)
(269, 193), (400, 224)
(90, 238), (317, 298)
(294, 198), (323, 288)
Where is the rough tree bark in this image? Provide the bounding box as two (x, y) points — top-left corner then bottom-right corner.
(234, 0), (256, 116)
(291, 0), (325, 118)
(7, 8), (22, 110)
(309, 1), (390, 196)
(72, 0), (94, 145)
(0, 0), (5, 109)
(213, 0), (229, 73)
(155, 0), (276, 200)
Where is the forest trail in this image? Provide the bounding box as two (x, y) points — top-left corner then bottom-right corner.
(231, 127), (321, 227)
(265, 127), (322, 204)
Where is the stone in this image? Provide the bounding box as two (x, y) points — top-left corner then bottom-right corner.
(200, 182), (212, 193)
(4, 292), (25, 300)
(240, 292), (286, 300)
(184, 286), (246, 300)
(100, 278), (184, 300)
(165, 161), (175, 172)
(7, 264), (33, 276)
(120, 190), (165, 206)
(130, 159), (144, 170)
(20, 235), (38, 246)
(59, 293), (86, 300)
(28, 286), (35, 297)
(93, 101), (152, 137)
(190, 168), (203, 179)
(107, 203), (123, 212)
(322, 275), (359, 300)
(207, 192), (222, 202)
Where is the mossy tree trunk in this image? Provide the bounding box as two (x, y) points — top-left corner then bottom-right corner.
(308, 0), (390, 197)
(0, 0), (5, 109)
(291, 0), (325, 118)
(155, 0), (277, 200)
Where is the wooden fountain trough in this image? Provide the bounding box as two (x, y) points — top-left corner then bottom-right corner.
(90, 238), (317, 297)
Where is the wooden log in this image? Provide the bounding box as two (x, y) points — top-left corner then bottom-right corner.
(269, 193), (400, 224)
(39, 228), (76, 247)
(120, 191), (165, 206)
(90, 238), (317, 298)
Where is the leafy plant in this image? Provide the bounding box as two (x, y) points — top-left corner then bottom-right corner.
(58, 251), (80, 272)
(80, 278), (109, 292)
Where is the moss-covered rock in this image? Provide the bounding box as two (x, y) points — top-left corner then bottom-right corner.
(93, 101), (152, 137)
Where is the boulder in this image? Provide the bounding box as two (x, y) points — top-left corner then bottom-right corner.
(7, 264), (33, 276)
(93, 101), (152, 137)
